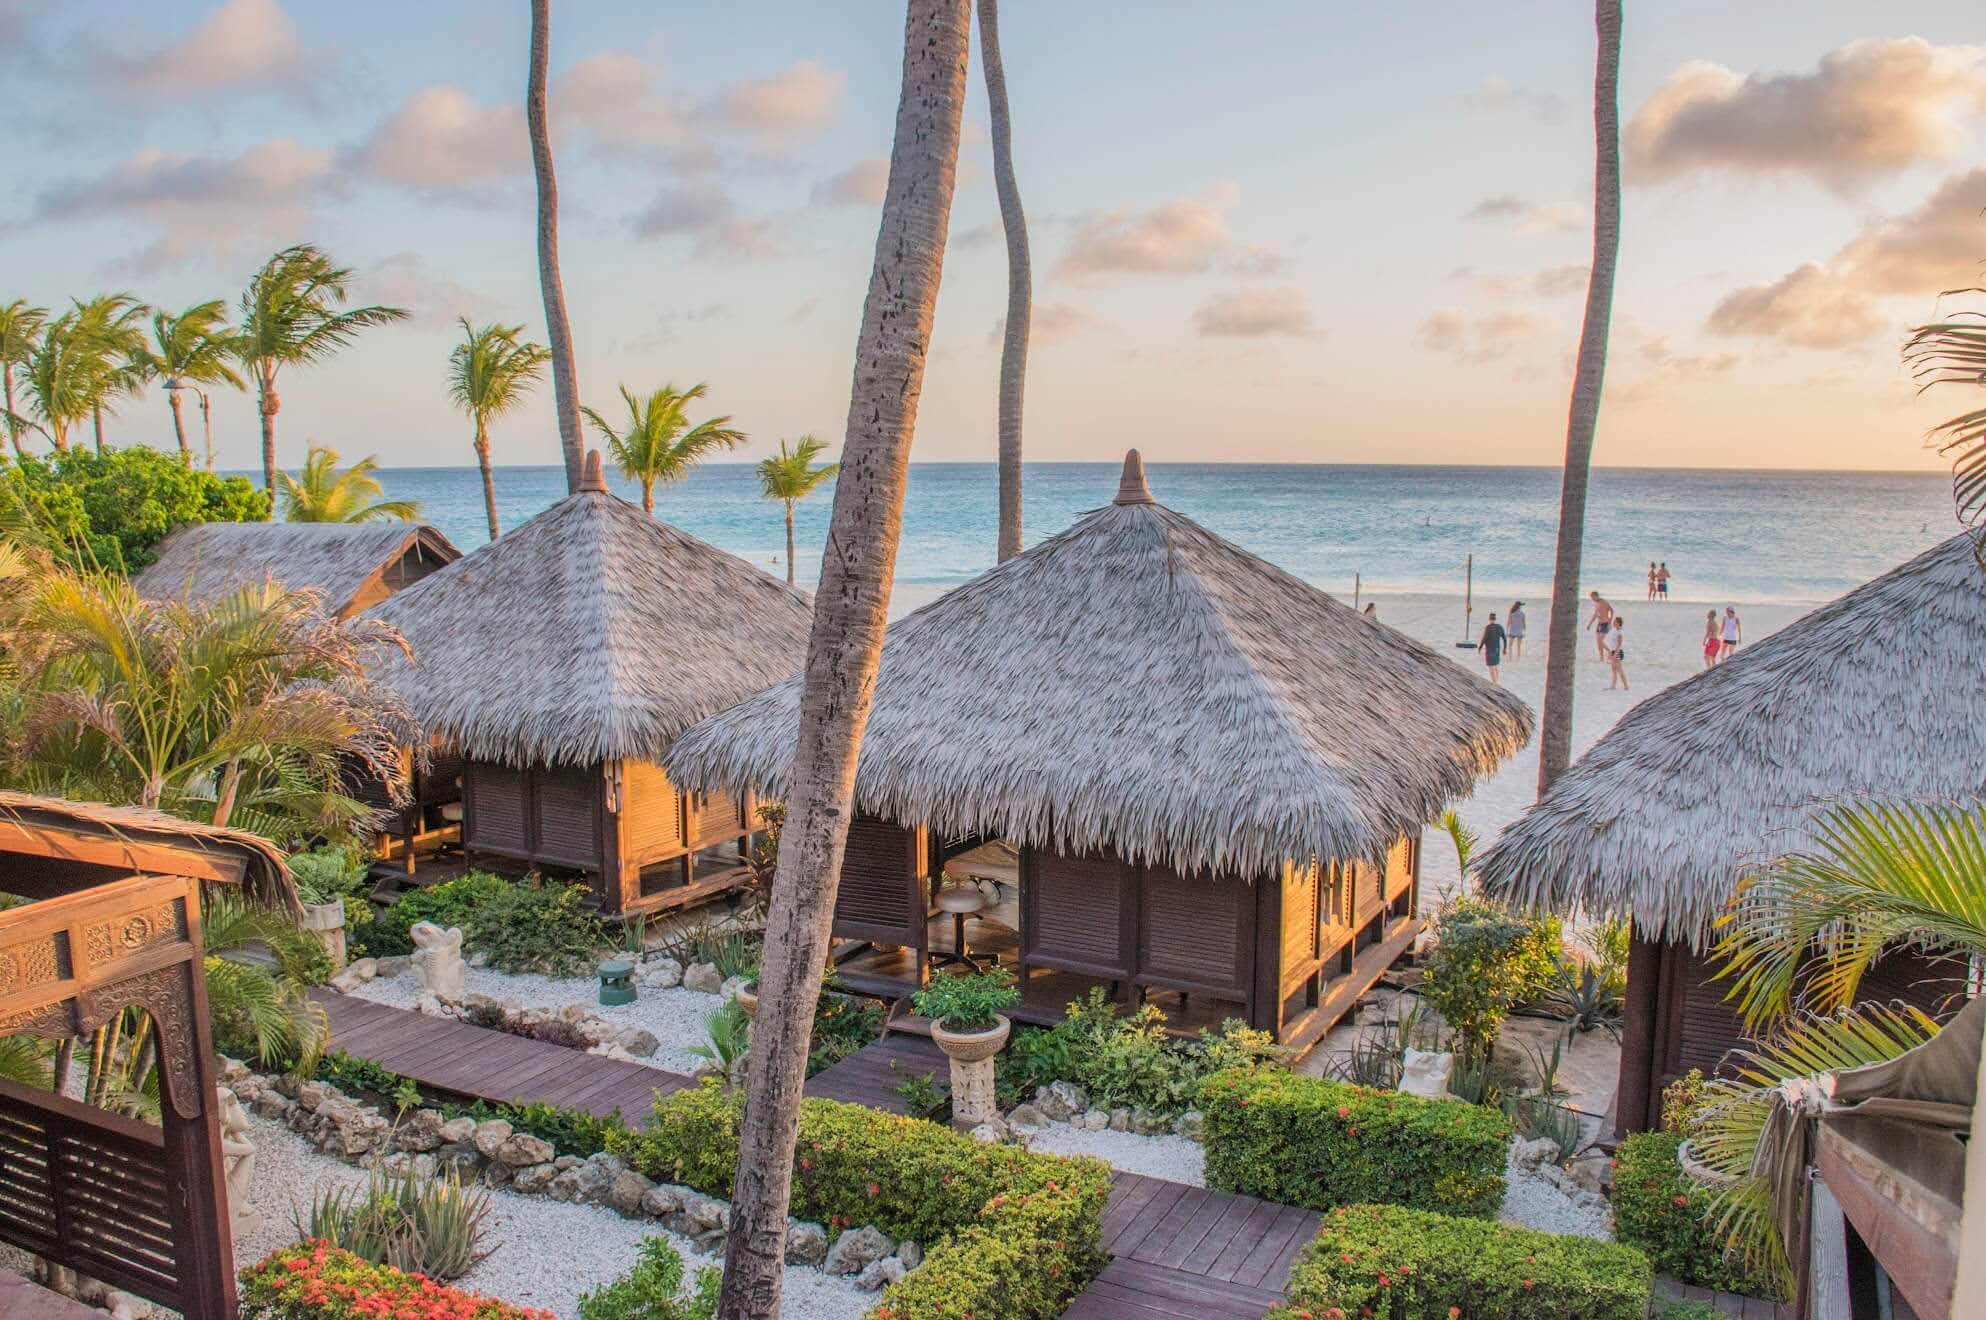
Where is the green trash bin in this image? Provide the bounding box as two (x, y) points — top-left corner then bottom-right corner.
(598, 958), (636, 1007)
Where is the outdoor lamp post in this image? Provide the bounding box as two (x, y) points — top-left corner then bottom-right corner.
(164, 376), (217, 471)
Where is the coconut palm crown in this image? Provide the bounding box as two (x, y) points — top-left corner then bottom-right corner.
(279, 445), (421, 524)
(0, 300), (49, 458)
(448, 318), (549, 541)
(755, 434), (837, 585)
(582, 382), (746, 513)
(139, 300), (245, 464)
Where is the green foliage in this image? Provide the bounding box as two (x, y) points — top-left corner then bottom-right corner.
(870, 1173), (1108, 1320)
(301, 1160), (491, 1280)
(912, 968), (1019, 1031)
(366, 873), (606, 973)
(0, 445), (267, 572)
(1612, 1130), (1783, 1300)
(240, 1241), (544, 1319)
(289, 843), (369, 908)
(1271, 1203), (1652, 1320)
(656, 916), (760, 979)
(451, 1099), (632, 1160)
(1506, 1094), (1583, 1158)
(1656, 1301), (1726, 1320)
(279, 445), (419, 523)
(1199, 1067), (1511, 1218)
(364, 871), (511, 957)
(687, 1000), (751, 1074)
(808, 983), (883, 1077)
(889, 1065), (946, 1117)
(310, 1052), (411, 1101)
(1417, 895), (1562, 1053)
(577, 1236), (720, 1320)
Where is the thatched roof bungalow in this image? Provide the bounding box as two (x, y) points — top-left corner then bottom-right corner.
(1476, 532), (1986, 1132)
(668, 452), (1530, 1043)
(366, 453), (813, 913)
(136, 521), (461, 620)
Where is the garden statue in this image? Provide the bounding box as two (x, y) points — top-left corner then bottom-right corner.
(410, 921), (466, 1001)
(216, 1084), (262, 1236)
(1397, 1046), (1456, 1100)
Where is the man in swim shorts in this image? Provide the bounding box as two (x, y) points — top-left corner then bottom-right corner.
(1584, 591), (1615, 660)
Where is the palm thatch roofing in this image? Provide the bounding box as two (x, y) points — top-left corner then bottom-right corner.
(0, 790), (297, 912)
(366, 453), (814, 769)
(136, 521), (461, 619)
(1476, 532), (1986, 948)
(665, 451), (1532, 879)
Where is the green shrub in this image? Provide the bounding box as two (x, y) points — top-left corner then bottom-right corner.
(454, 1099), (633, 1159)
(912, 968), (1019, 1031)
(464, 879), (609, 976)
(809, 983), (884, 1077)
(365, 871), (511, 957)
(301, 1161), (491, 1280)
(1417, 895), (1562, 1053)
(1612, 1130), (1785, 1300)
(240, 1241), (547, 1319)
(611, 1082), (1109, 1317)
(577, 1236), (720, 1320)
(1271, 1203), (1652, 1320)
(1199, 1067), (1510, 1218)
(2, 446), (268, 573)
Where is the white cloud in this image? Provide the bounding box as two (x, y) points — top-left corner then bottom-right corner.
(1417, 309), (1545, 361)
(1465, 196), (1582, 234)
(554, 49), (696, 158)
(988, 302), (1105, 347)
(811, 157), (889, 208)
(630, 183), (734, 238)
(1194, 287), (1316, 338)
(1057, 191), (1233, 282)
(91, 0), (336, 104)
(1225, 243), (1287, 277)
(1627, 38), (1986, 187)
(347, 85), (528, 195)
(699, 60), (845, 146)
(362, 253), (500, 328)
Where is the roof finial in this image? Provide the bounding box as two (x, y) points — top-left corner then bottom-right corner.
(580, 449), (608, 493)
(1114, 449), (1154, 505)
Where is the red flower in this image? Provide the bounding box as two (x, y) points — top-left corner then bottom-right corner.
(1336, 1106), (1352, 1119)
(1521, 1279), (1535, 1290)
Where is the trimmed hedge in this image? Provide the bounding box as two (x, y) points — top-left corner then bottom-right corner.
(1270, 1203), (1653, 1320)
(240, 1240), (552, 1319)
(1613, 1130), (1786, 1301)
(1199, 1068), (1510, 1218)
(610, 1081), (1108, 1319)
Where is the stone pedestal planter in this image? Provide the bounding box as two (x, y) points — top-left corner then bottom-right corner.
(735, 981), (759, 1019)
(299, 900), (347, 971)
(931, 1014), (1009, 1131)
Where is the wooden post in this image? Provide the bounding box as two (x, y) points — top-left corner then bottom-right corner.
(1615, 931), (1664, 1136)
(157, 954), (237, 1316)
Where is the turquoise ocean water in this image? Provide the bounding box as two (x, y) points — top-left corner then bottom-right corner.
(346, 463), (1956, 607)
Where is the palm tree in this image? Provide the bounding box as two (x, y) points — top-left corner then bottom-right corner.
(0, 300), (48, 459)
(1905, 310), (1986, 564)
(19, 311), (92, 451)
(278, 445), (421, 524)
(448, 319), (549, 541)
(1535, 0), (1623, 795)
(528, 0), (586, 493)
(977, 0), (1030, 561)
(755, 435), (838, 585)
(237, 244), (409, 493)
(716, 3), (971, 1315)
(138, 301), (245, 465)
(71, 292), (149, 452)
(582, 384), (745, 514)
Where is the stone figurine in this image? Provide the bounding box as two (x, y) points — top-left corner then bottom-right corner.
(216, 1084), (262, 1237)
(409, 921), (466, 1002)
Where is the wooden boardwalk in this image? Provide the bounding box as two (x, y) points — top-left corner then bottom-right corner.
(314, 990), (691, 1123)
(1654, 1275), (1794, 1319)
(802, 1032), (947, 1115)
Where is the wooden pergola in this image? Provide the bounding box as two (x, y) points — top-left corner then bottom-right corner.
(0, 793), (294, 1316)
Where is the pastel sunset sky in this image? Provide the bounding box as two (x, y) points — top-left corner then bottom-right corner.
(5, 0), (1984, 472)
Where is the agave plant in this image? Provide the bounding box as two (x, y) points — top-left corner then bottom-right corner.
(303, 1160), (492, 1280)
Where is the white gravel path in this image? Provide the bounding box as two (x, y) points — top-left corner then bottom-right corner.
(1024, 1123), (1206, 1185)
(1496, 1145), (1613, 1241)
(347, 967), (725, 1076)
(236, 1111), (870, 1320)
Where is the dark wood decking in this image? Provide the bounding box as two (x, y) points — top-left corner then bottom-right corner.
(802, 1032), (947, 1115)
(1655, 1276), (1795, 1319)
(314, 990), (692, 1123)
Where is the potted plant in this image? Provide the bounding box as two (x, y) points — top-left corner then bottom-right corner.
(290, 845), (362, 970)
(913, 969), (1019, 1061)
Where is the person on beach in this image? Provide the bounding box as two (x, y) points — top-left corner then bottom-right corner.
(1506, 601), (1526, 659)
(1607, 616), (1629, 690)
(1703, 609), (1721, 669)
(1647, 563), (1658, 601)
(1584, 591), (1615, 659)
(1657, 563), (1671, 599)
(1479, 612), (1507, 684)
(1361, 602), (1377, 618)
(1720, 606), (1743, 659)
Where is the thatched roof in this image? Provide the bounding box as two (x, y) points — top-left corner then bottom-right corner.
(366, 453), (814, 768)
(0, 790), (297, 912)
(665, 451), (1532, 878)
(1476, 532), (1986, 947)
(136, 521), (461, 619)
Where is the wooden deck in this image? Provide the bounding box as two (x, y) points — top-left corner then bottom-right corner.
(802, 1032), (948, 1115)
(314, 990), (692, 1123)
(1654, 1276), (1794, 1319)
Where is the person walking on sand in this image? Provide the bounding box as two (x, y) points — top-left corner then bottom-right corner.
(1720, 606), (1743, 659)
(1607, 616), (1629, 689)
(1702, 609), (1721, 669)
(1505, 601), (1526, 660)
(1362, 602), (1376, 618)
(1584, 591), (1616, 660)
(1657, 562), (1671, 600)
(1647, 563), (1658, 601)
(1479, 612), (1507, 684)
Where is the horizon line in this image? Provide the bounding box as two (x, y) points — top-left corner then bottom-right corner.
(330, 458), (1951, 479)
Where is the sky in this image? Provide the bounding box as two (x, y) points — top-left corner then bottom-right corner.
(4, 0), (1986, 473)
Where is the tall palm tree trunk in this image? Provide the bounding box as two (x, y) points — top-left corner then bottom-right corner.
(714, 4), (970, 1316)
(168, 390), (190, 464)
(528, 0), (586, 495)
(784, 501), (797, 585)
(1536, 0), (1623, 795)
(475, 424), (501, 541)
(979, 0), (1029, 562)
(3, 366), (22, 459)
(92, 405), (104, 454)
(258, 374), (280, 492)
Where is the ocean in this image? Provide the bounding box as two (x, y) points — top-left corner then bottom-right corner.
(354, 462), (1957, 608)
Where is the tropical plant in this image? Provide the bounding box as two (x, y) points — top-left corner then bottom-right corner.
(912, 967), (1018, 1031)
(277, 444), (419, 524)
(977, 0), (1029, 562)
(1416, 895), (1562, 1056)
(687, 1000), (752, 1078)
(1440, 806), (1478, 879)
(303, 1160), (492, 1280)
(720, 6), (971, 1309)
(0, 445), (267, 573)
(527, 0), (586, 494)
(0, 1036), (52, 1089)
(1905, 301), (1986, 562)
(242, 1242), (549, 1320)
(1536, 0), (1623, 793)
(448, 319), (548, 540)
(237, 244), (409, 492)
(0, 299), (48, 458)
(577, 1236), (721, 1320)
(889, 1064), (946, 1117)
(69, 292), (150, 452)
(137, 300), (244, 464)
(18, 309), (96, 451)
(582, 383), (745, 514)
(754, 435), (837, 585)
